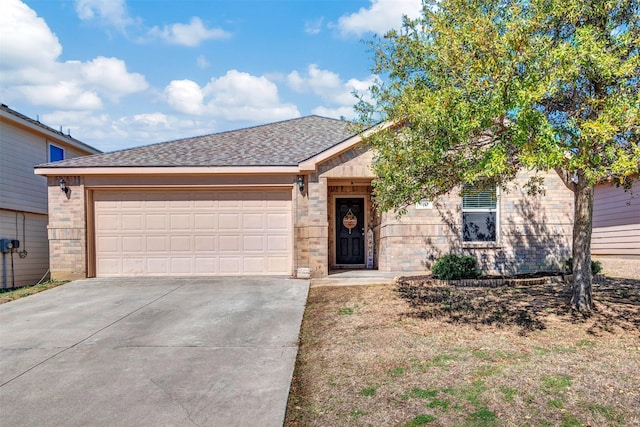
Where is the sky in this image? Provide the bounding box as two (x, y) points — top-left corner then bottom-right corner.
(1, 0), (423, 152)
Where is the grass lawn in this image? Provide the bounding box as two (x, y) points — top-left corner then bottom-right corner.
(0, 280), (69, 304)
(285, 277), (640, 427)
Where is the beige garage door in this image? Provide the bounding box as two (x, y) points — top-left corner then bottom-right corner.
(93, 189), (292, 277)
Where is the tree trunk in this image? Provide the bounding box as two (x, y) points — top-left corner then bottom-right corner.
(571, 176), (594, 312)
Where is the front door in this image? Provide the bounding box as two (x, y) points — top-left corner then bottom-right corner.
(335, 198), (365, 265)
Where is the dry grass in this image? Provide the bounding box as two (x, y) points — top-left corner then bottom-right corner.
(0, 280), (69, 304)
(286, 278), (640, 427)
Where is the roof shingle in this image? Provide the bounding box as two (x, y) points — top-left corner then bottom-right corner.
(37, 116), (358, 168)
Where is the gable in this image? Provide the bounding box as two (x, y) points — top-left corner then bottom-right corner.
(317, 143), (375, 179)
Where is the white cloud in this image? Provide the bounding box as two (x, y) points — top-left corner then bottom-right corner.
(196, 54), (210, 69)
(0, 1), (148, 111)
(19, 82), (103, 110)
(286, 64), (377, 119)
(164, 70), (300, 122)
(304, 17), (324, 35)
(337, 0), (423, 37)
(40, 110), (218, 152)
(312, 106), (360, 120)
(75, 0), (134, 31)
(164, 80), (205, 115)
(80, 57), (148, 100)
(0, 0), (61, 71)
(148, 17), (231, 46)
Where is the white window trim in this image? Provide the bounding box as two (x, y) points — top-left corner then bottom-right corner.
(461, 185), (500, 244)
(48, 142), (65, 162)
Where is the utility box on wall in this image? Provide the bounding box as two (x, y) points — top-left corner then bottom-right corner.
(1, 239), (19, 253)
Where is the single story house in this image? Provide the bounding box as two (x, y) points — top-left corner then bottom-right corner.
(34, 116), (574, 280)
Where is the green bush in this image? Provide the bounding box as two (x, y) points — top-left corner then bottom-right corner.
(431, 254), (481, 280)
(564, 258), (603, 275)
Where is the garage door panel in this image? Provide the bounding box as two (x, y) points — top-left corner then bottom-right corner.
(219, 257), (241, 274)
(121, 215), (143, 230)
(194, 236), (216, 251)
(243, 213), (264, 229)
(267, 235), (289, 251)
(96, 214), (119, 231)
(97, 236), (120, 253)
(122, 236), (143, 252)
(244, 235), (264, 251)
(267, 213), (289, 229)
(268, 257), (289, 273)
(170, 214), (191, 230)
(219, 235), (240, 251)
(147, 258), (169, 274)
(194, 213), (216, 230)
(98, 258), (120, 276)
(94, 190), (292, 277)
(195, 258), (217, 274)
(218, 214), (239, 230)
(122, 258), (144, 275)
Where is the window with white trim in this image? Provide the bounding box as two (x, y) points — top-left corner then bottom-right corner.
(48, 143), (65, 162)
(462, 183), (498, 242)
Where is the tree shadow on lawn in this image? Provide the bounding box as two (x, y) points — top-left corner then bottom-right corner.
(396, 277), (640, 336)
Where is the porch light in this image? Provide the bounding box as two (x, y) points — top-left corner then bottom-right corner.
(59, 178), (69, 194)
(297, 175), (305, 192)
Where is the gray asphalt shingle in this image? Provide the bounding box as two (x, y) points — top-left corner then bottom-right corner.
(37, 116), (358, 168)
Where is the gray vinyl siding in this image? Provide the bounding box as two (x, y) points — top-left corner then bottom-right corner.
(0, 210), (50, 288)
(592, 181), (640, 256)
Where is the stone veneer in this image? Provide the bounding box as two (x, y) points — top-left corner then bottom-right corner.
(46, 146), (574, 280)
(47, 176), (88, 280)
(376, 170), (574, 274)
(295, 145), (574, 277)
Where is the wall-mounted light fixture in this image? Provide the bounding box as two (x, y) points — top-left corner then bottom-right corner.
(296, 175), (305, 192)
(59, 178), (69, 194)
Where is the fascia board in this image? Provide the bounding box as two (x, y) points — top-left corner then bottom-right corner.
(34, 166), (301, 176)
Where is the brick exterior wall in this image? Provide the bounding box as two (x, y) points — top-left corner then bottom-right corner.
(294, 143), (376, 277)
(47, 176), (88, 280)
(377, 171), (574, 274)
(44, 147), (574, 279)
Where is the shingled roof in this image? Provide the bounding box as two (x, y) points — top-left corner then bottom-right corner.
(36, 116), (359, 168)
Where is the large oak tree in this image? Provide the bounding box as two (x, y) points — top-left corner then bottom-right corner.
(358, 0), (639, 311)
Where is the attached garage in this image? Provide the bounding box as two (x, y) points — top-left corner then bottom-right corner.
(93, 189), (292, 277)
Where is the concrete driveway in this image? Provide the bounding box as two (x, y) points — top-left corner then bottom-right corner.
(0, 277), (309, 427)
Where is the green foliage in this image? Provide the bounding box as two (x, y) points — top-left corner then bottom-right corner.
(358, 0), (640, 310)
(432, 254), (481, 280)
(564, 258), (603, 275)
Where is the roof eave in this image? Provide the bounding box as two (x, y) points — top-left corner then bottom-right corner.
(34, 165), (302, 176)
(1, 108), (102, 155)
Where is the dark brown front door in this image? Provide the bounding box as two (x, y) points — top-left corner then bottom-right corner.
(336, 198), (365, 265)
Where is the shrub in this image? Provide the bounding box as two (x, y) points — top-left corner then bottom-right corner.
(431, 254), (481, 280)
(564, 258), (603, 276)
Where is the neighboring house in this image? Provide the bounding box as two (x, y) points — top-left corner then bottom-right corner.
(34, 116), (574, 280)
(0, 104), (101, 288)
(592, 178), (640, 273)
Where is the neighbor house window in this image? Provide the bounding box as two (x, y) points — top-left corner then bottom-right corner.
(462, 183), (498, 242)
(48, 143), (65, 162)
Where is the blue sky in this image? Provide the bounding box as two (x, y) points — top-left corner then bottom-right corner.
(1, 0), (422, 152)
